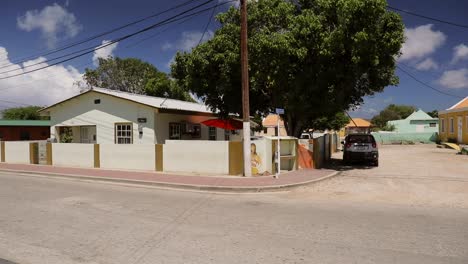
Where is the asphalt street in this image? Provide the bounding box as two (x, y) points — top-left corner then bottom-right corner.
(0, 169), (467, 264)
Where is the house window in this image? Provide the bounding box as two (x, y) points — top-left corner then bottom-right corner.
(466, 116), (468, 132)
(192, 124), (201, 138)
(94, 99), (101, 104)
(429, 123), (436, 127)
(115, 123), (132, 144)
(450, 118), (454, 134)
(224, 129), (230, 141)
(263, 128), (268, 134)
(441, 118), (445, 133)
(169, 123), (181, 139)
(208, 127), (217, 140)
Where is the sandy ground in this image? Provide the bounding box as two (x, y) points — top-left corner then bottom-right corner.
(285, 144), (468, 208)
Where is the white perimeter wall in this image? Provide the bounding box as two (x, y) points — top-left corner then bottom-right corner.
(163, 140), (229, 174)
(53, 143), (94, 168)
(49, 91), (155, 144)
(4, 142), (29, 164)
(100, 144), (155, 171)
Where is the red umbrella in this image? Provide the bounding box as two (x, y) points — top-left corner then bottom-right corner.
(201, 118), (243, 130)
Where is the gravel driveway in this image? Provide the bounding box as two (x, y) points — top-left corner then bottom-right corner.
(286, 144), (468, 208)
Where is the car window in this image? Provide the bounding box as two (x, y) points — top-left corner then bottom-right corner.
(347, 135), (375, 143)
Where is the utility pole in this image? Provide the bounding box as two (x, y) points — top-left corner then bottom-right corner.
(240, 0), (251, 177)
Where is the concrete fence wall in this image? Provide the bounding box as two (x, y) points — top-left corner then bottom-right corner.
(163, 140), (230, 175)
(4, 141), (30, 164)
(100, 144), (155, 171)
(52, 143), (95, 168)
(372, 132), (437, 145)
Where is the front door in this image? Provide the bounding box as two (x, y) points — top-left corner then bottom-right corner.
(80, 126), (96, 143)
(458, 117), (463, 143)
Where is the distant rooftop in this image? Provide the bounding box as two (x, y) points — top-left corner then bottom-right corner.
(0, 120), (50, 127)
(346, 118), (371, 127)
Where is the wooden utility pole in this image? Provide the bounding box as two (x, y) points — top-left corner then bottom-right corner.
(240, 0), (251, 177)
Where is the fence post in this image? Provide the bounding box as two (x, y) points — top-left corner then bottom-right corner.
(46, 143), (52, 165)
(94, 144), (100, 168)
(155, 144), (163, 172)
(0, 141), (5, 162)
(29, 142), (39, 164)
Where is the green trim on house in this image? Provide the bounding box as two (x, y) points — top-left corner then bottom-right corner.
(0, 120), (50, 127)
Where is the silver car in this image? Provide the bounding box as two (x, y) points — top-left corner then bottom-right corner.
(342, 133), (379, 166)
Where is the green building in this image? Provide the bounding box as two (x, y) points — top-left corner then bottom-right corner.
(387, 109), (438, 133)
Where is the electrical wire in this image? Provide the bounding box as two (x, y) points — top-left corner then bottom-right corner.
(396, 65), (464, 99)
(0, 0), (235, 80)
(387, 6), (468, 29)
(0, 0), (203, 68)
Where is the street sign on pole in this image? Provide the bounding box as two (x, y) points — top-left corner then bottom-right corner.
(275, 108), (284, 179)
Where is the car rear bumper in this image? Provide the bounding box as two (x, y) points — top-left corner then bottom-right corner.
(344, 151), (378, 162)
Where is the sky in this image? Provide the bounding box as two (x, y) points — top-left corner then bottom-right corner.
(0, 0), (467, 118)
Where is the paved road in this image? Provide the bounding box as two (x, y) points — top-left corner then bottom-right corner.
(0, 169), (467, 264)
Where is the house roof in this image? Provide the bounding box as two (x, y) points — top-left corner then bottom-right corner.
(404, 109), (437, 121)
(0, 120), (50, 127)
(263, 114), (284, 127)
(345, 118), (371, 128)
(448, 97), (468, 110)
(40, 87), (213, 114)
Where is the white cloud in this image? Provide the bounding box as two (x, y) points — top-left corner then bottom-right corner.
(163, 30), (214, 52)
(0, 46), (82, 109)
(438, 68), (468, 89)
(451, 44), (468, 64)
(92, 40), (118, 66)
(415, 58), (438, 71)
(400, 24), (446, 61)
(17, 3), (82, 48)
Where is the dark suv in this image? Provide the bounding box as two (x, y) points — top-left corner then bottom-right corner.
(342, 134), (379, 166)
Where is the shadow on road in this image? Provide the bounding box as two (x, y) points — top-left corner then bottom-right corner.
(0, 259), (18, 264)
(323, 158), (377, 172)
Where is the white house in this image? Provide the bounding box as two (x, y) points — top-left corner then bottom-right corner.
(39, 88), (239, 144)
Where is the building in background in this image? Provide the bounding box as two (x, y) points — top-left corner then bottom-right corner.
(339, 118), (372, 137)
(256, 114), (288, 137)
(0, 120), (50, 141)
(388, 109), (438, 133)
(438, 97), (468, 144)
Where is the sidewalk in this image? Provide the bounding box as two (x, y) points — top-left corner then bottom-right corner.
(0, 163), (338, 192)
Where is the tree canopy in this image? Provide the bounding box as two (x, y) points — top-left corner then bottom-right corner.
(84, 57), (194, 102)
(1, 106), (48, 120)
(371, 104), (416, 129)
(172, 0), (404, 136)
(308, 112), (349, 132)
(427, 110), (438, 118)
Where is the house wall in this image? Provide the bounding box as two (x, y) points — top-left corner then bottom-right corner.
(52, 143), (95, 168)
(388, 119), (438, 133)
(0, 126), (49, 141)
(49, 91), (155, 144)
(163, 140), (229, 174)
(4, 141), (30, 164)
(255, 126), (287, 137)
(100, 144), (155, 171)
(439, 110), (468, 144)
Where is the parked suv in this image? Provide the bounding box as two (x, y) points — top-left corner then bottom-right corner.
(342, 133), (379, 166)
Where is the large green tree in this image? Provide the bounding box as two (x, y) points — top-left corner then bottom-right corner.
(371, 104), (416, 129)
(308, 112), (349, 132)
(84, 57), (194, 102)
(172, 0), (404, 136)
(1, 106), (48, 120)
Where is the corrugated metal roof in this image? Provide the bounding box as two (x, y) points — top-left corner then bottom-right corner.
(92, 88), (213, 113)
(0, 120), (50, 126)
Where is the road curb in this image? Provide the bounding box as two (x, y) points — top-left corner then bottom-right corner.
(0, 168), (341, 193)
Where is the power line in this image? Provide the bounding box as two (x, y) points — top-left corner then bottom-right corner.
(0, 0), (203, 69)
(0, 0), (233, 80)
(198, 2), (217, 46)
(387, 6), (468, 29)
(396, 65), (464, 99)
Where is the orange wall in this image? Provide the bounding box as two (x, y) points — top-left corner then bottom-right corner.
(439, 111), (468, 144)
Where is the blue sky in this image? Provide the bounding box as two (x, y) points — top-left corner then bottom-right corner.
(0, 0), (467, 117)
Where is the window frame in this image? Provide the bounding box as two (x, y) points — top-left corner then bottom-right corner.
(450, 118), (454, 134)
(224, 129), (230, 141)
(208, 127), (217, 140)
(115, 122), (133, 144)
(441, 118), (445, 133)
(169, 122), (181, 140)
(466, 116), (468, 132)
